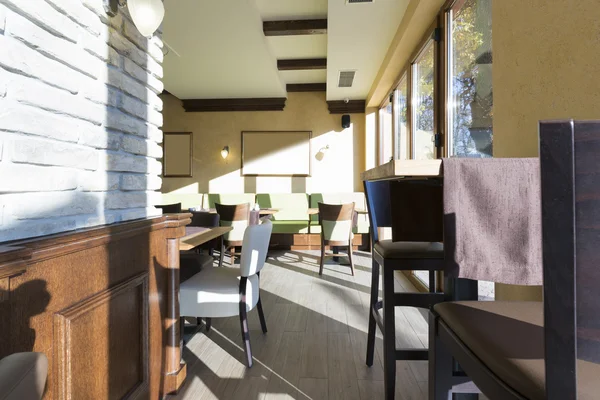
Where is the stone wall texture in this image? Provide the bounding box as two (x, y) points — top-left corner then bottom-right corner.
(0, 0), (163, 241)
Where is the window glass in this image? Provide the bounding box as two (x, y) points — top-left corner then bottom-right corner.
(412, 42), (436, 160)
(448, 0), (493, 157)
(379, 101), (393, 164)
(394, 76), (409, 160)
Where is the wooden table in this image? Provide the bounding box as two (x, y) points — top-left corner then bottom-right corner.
(308, 208), (368, 215)
(179, 226), (233, 251)
(191, 208), (279, 215)
(360, 159), (442, 181)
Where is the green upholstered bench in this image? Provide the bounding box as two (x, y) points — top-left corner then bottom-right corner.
(203, 193), (257, 209)
(159, 193), (204, 210)
(256, 193), (309, 234)
(309, 192), (370, 234)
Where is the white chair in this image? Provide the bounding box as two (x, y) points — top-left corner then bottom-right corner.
(179, 220), (273, 368)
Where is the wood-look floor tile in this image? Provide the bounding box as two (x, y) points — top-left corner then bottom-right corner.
(300, 332), (328, 379)
(328, 333), (360, 400)
(358, 380), (385, 400)
(298, 378), (328, 400)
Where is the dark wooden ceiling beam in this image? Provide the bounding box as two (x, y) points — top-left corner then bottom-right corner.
(277, 58), (327, 71)
(327, 100), (366, 114)
(182, 98), (286, 112)
(263, 19), (327, 36)
(286, 83), (327, 92)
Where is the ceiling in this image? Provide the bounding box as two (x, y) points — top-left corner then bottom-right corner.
(162, 0), (408, 102)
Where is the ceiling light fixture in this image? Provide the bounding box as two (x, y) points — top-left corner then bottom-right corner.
(103, 0), (165, 38)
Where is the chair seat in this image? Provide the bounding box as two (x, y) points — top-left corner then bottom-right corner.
(180, 267), (259, 318)
(434, 301), (600, 400)
(374, 240), (443, 259)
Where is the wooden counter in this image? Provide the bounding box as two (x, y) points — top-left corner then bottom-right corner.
(0, 214), (191, 399)
(361, 159), (442, 181)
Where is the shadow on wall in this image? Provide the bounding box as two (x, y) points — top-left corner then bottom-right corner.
(159, 92), (364, 195)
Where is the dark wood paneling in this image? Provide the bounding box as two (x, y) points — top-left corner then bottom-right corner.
(263, 19), (327, 36)
(277, 58), (327, 71)
(182, 98), (286, 112)
(0, 214), (191, 399)
(54, 274), (149, 399)
(286, 83), (326, 92)
(327, 100), (366, 114)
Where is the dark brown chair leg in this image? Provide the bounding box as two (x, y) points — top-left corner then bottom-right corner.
(239, 277), (253, 368)
(429, 312), (453, 400)
(205, 317), (212, 332)
(366, 259), (380, 366)
(257, 298), (268, 334)
(383, 263), (396, 399)
(219, 237), (225, 267)
(319, 240), (325, 275)
(347, 245), (355, 276)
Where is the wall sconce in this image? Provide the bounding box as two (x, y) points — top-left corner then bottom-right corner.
(103, 0), (165, 38)
(220, 146), (230, 159)
(315, 145), (329, 161)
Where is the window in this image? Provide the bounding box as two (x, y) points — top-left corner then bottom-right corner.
(447, 0), (493, 157)
(412, 41), (436, 160)
(379, 99), (393, 164)
(394, 75), (409, 160)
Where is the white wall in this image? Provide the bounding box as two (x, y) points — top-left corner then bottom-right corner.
(0, 0), (163, 241)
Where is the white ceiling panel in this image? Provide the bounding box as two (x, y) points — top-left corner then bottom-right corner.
(163, 0), (285, 99)
(279, 70), (327, 84)
(326, 0), (409, 101)
(255, 0), (328, 21)
(267, 35), (327, 59)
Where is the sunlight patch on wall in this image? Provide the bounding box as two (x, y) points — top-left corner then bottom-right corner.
(208, 169), (245, 193)
(167, 183), (199, 194)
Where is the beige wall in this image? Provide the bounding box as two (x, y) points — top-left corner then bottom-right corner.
(493, 0), (600, 158)
(161, 92), (365, 194)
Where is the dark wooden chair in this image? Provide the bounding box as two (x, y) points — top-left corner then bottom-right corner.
(317, 202), (356, 276)
(215, 203), (250, 267)
(190, 211), (220, 255)
(429, 120), (600, 399)
(155, 202), (182, 214)
(363, 178), (446, 399)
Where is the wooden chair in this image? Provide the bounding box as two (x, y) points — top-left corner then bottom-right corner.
(363, 179), (446, 400)
(429, 120), (600, 399)
(317, 202), (356, 276)
(215, 203), (250, 267)
(179, 220), (273, 368)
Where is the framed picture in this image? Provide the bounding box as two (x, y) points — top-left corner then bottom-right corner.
(163, 132), (192, 177)
(242, 131), (311, 176)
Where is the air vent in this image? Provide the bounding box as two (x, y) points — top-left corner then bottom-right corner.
(338, 70), (356, 88)
(346, 0), (374, 3)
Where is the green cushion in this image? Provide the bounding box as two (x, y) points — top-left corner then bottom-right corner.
(204, 193), (256, 209)
(160, 193), (204, 210)
(256, 193), (309, 221)
(271, 220), (309, 234)
(309, 193), (370, 233)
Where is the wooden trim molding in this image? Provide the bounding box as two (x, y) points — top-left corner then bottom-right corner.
(327, 100), (366, 114)
(182, 98), (287, 112)
(263, 19), (327, 36)
(277, 58), (327, 71)
(286, 83), (326, 92)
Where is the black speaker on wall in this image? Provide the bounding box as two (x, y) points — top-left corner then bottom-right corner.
(341, 114), (351, 129)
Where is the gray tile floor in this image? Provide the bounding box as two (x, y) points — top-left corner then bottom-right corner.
(168, 250), (444, 399)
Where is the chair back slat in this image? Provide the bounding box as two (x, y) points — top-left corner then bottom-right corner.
(540, 120), (600, 399)
(216, 203), (250, 242)
(239, 220), (273, 277)
(364, 180), (392, 243)
(318, 202), (354, 242)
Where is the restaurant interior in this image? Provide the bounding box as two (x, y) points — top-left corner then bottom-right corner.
(0, 0), (598, 399)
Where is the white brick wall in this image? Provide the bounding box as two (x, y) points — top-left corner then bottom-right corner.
(0, 0), (163, 242)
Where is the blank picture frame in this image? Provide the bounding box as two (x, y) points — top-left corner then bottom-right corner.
(163, 132), (192, 177)
(242, 131), (311, 176)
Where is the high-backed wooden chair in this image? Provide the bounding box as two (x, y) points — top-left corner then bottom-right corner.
(429, 120), (600, 399)
(317, 202), (355, 276)
(155, 202), (182, 214)
(364, 179), (446, 399)
(215, 203), (250, 267)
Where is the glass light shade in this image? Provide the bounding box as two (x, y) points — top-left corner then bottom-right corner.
(128, 0), (165, 38)
(221, 146), (229, 159)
